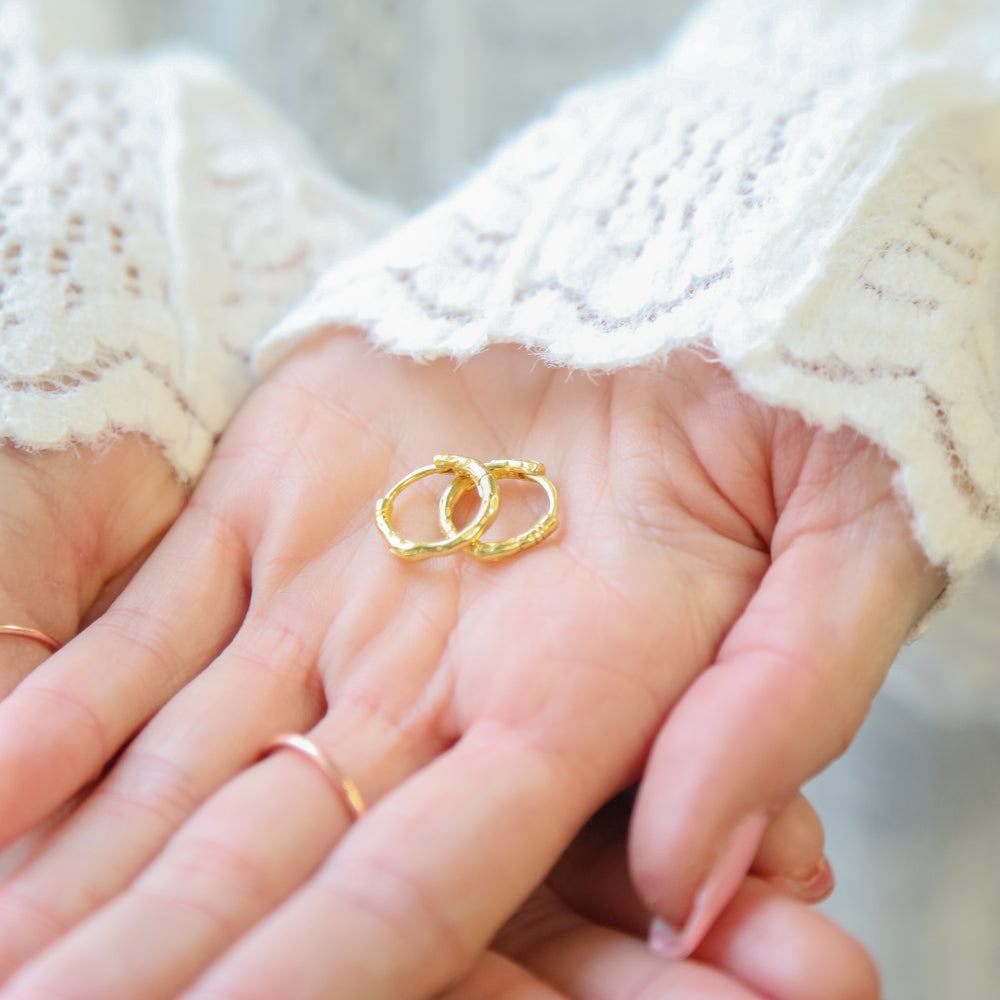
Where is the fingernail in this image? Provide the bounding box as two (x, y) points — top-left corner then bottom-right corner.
(648, 915), (683, 958)
(771, 854), (835, 903)
(648, 811), (769, 960)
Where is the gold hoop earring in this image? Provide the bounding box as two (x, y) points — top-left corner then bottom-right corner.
(439, 459), (559, 561)
(375, 454), (500, 560)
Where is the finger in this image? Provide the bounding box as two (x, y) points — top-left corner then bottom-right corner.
(0, 690), (440, 999)
(77, 532), (167, 631)
(0, 605), (332, 979)
(753, 793), (832, 902)
(515, 789), (872, 1000)
(494, 886), (765, 1000)
(547, 787), (829, 950)
(0, 478), (479, 986)
(0, 498), (248, 846)
(0, 753), (350, 1000)
(547, 790), (650, 939)
(497, 889), (761, 1000)
(0, 436), (185, 701)
(0, 625), (62, 701)
(632, 487), (938, 956)
(693, 878), (879, 1000)
(0, 801), (75, 882)
(500, 881), (877, 1000)
(437, 952), (572, 1000)
(0, 448), (77, 700)
(175, 722), (608, 1000)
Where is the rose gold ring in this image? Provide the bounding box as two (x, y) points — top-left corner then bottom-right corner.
(260, 733), (366, 822)
(0, 624), (61, 653)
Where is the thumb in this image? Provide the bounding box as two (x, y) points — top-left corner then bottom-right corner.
(631, 472), (943, 959)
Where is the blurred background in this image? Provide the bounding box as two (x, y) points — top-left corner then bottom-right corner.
(33, 1), (1000, 996)
(39, 0), (693, 207)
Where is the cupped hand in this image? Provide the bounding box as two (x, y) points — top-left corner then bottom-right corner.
(0, 435), (184, 885)
(0, 332), (938, 998)
(447, 790), (877, 1000)
(0, 436), (184, 700)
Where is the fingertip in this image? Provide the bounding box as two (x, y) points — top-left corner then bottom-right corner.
(752, 793), (834, 901)
(754, 792), (824, 868)
(641, 812), (768, 960)
(765, 853), (835, 904)
(697, 878), (881, 1000)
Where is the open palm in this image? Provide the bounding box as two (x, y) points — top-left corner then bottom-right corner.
(0, 330), (938, 999)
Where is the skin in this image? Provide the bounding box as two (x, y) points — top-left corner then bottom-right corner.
(457, 789), (877, 1000)
(0, 436), (185, 701)
(0, 333), (941, 998)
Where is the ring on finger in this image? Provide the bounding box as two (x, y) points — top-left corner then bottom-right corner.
(0, 624), (61, 653)
(259, 733), (367, 822)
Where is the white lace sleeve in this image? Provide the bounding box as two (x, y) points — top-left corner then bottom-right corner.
(0, 4), (396, 481)
(258, 0), (1000, 581)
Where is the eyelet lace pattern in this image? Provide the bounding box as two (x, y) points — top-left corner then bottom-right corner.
(0, 4), (395, 480)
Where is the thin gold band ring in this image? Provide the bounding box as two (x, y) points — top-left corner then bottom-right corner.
(260, 733), (367, 822)
(0, 624), (62, 653)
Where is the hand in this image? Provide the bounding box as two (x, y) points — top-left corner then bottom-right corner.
(0, 786), (872, 1000)
(0, 436), (183, 891)
(448, 791), (875, 1000)
(473, 880), (867, 1000)
(0, 333), (938, 998)
(0, 437), (184, 700)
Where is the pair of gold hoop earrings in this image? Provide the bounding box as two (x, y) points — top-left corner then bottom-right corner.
(375, 454), (559, 562)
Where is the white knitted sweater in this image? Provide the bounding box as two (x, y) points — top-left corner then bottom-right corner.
(260, 0), (1000, 584)
(0, 3), (396, 478)
(1, 0), (999, 707)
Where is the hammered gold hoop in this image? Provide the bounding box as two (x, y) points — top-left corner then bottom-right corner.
(439, 459), (559, 561)
(375, 454), (500, 560)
